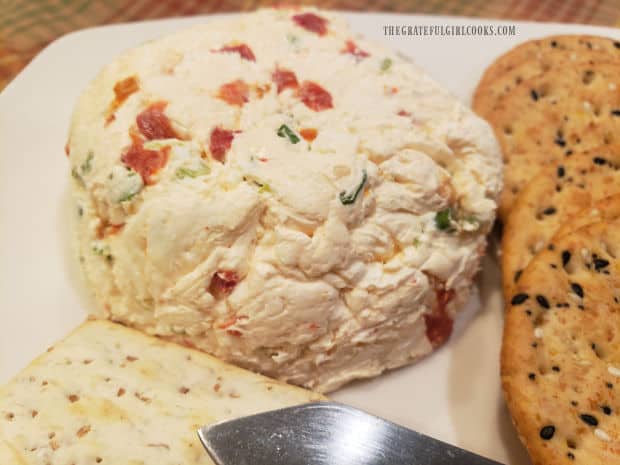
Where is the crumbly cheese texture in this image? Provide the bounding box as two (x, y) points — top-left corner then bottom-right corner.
(0, 321), (324, 465)
(68, 8), (502, 392)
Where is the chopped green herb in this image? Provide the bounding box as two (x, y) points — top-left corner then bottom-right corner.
(413, 237), (421, 247)
(380, 58), (392, 72)
(118, 187), (141, 202)
(277, 124), (300, 144)
(339, 170), (367, 205)
(114, 168), (144, 202)
(80, 151), (94, 174)
(435, 208), (453, 231)
(287, 34), (299, 45)
(92, 242), (113, 263)
(77, 206), (84, 217)
(175, 163), (211, 180)
(258, 183), (272, 194)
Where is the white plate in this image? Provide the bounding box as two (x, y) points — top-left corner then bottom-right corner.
(1, 11), (619, 464)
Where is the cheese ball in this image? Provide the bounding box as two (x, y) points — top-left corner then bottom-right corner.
(68, 8), (502, 392)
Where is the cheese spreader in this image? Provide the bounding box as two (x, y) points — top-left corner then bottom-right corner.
(198, 401), (504, 465)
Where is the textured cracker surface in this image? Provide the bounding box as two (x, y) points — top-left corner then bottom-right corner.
(0, 320), (324, 465)
(502, 145), (620, 298)
(473, 35), (620, 120)
(502, 220), (620, 465)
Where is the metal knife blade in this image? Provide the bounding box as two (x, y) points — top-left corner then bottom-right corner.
(197, 401), (504, 465)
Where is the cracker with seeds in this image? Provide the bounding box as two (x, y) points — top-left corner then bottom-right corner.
(0, 320), (324, 464)
(553, 194), (620, 240)
(502, 145), (620, 298)
(502, 219), (620, 465)
(485, 62), (620, 218)
(473, 35), (620, 118)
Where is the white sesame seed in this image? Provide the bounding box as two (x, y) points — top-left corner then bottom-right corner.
(610, 83), (617, 91)
(534, 328), (543, 339)
(595, 428), (611, 442)
(583, 101), (592, 111)
(608, 366), (620, 377)
(570, 52), (577, 61)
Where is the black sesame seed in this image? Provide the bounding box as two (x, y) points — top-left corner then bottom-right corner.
(611, 109), (620, 117)
(529, 373), (536, 380)
(593, 157), (607, 165)
(530, 89), (539, 101)
(594, 258), (610, 271)
(567, 452), (575, 460)
(571, 282), (584, 298)
(540, 425), (555, 440)
(565, 149), (573, 156)
(550, 264), (557, 269)
(578, 304), (585, 310)
(511, 293), (529, 305)
(580, 414), (598, 426)
(571, 400), (578, 407)
(536, 295), (550, 309)
(548, 244), (555, 251)
(525, 310), (532, 316)
(532, 342), (538, 348)
(552, 366), (560, 372)
(543, 207), (557, 215)
(555, 137), (567, 147)
(514, 270), (523, 283)
(562, 250), (571, 266)
(614, 41), (620, 49)
(550, 40), (558, 47)
(607, 382), (614, 389)
(557, 166), (565, 177)
(602, 406), (612, 415)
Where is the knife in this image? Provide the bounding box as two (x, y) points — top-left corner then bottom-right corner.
(197, 401), (504, 465)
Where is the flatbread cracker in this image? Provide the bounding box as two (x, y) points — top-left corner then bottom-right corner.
(502, 145), (620, 298)
(0, 320), (324, 464)
(473, 35), (620, 118)
(486, 62), (620, 218)
(502, 219), (620, 465)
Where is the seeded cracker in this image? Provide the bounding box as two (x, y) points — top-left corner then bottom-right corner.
(502, 145), (620, 298)
(484, 61), (620, 218)
(502, 220), (620, 465)
(553, 194), (620, 240)
(473, 35), (620, 119)
(0, 320), (324, 464)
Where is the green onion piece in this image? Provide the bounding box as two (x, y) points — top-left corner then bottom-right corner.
(80, 151), (94, 174)
(287, 34), (299, 45)
(435, 208), (453, 231)
(277, 124), (300, 144)
(175, 163), (211, 180)
(339, 170), (367, 205)
(118, 187), (141, 202)
(258, 183), (271, 194)
(92, 242), (113, 263)
(380, 58), (392, 72)
(413, 237), (421, 247)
